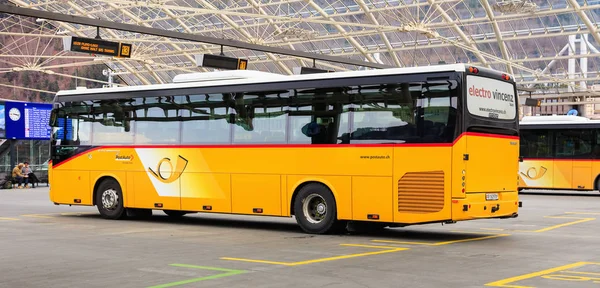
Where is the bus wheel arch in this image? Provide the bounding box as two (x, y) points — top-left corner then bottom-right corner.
(290, 181), (345, 234)
(94, 176), (126, 220)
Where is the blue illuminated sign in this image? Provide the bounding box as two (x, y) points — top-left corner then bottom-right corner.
(0, 102), (5, 138)
(5, 101), (53, 140)
(56, 118), (73, 140)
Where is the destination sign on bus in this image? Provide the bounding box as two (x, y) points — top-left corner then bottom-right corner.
(64, 36), (132, 58)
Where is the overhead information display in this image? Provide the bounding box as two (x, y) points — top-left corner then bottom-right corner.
(63, 36), (132, 58)
(196, 54), (248, 70)
(5, 101), (53, 140)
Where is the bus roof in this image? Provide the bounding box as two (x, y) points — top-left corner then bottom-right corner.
(520, 115), (600, 124)
(55, 63), (473, 99)
(520, 115), (600, 129)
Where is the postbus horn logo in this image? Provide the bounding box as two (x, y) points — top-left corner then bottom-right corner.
(520, 166), (547, 180)
(148, 155), (189, 184)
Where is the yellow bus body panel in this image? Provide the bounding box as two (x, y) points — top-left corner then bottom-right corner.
(465, 134), (519, 193)
(393, 146), (452, 224)
(50, 133), (519, 225)
(519, 159), (600, 190)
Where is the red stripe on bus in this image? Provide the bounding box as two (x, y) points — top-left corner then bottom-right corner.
(51, 132), (515, 168)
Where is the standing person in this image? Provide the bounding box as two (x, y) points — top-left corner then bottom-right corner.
(22, 162), (32, 188)
(12, 163), (28, 189)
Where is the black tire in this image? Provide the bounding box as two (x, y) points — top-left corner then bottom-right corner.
(95, 178), (126, 220)
(293, 183), (339, 234)
(163, 210), (188, 218)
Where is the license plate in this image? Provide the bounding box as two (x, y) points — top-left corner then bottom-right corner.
(486, 193), (499, 201)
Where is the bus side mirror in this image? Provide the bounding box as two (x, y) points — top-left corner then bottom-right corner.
(49, 109), (58, 126)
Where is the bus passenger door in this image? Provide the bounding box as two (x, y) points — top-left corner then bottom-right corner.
(573, 160), (592, 190)
(571, 130), (593, 190)
(552, 129), (592, 190)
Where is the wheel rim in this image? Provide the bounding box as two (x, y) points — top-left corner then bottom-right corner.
(101, 188), (119, 210)
(302, 193), (327, 224)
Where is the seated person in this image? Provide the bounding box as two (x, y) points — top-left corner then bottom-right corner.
(12, 163), (28, 189)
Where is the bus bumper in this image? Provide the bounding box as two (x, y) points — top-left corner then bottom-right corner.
(452, 191), (519, 221)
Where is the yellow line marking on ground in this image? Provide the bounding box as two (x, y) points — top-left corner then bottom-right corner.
(450, 230), (509, 235)
(565, 212), (600, 215)
(19, 212), (96, 219)
(370, 240), (433, 246)
(60, 212), (97, 216)
(220, 258), (293, 266)
(485, 262), (600, 287)
(430, 233), (509, 246)
(0, 217), (19, 221)
(339, 243), (402, 250)
(476, 213), (596, 233)
(563, 270), (600, 277)
(534, 216), (595, 232)
(21, 214), (55, 219)
(221, 244), (407, 266)
(372, 233), (509, 247)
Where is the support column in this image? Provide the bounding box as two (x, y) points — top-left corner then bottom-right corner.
(581, 34), (588, 91)
(568, 35), (576, 93)
(9, 139), (16, 170)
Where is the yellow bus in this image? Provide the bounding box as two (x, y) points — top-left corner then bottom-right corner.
(49, 64), (520, 234)
(519, 115), (600, 192)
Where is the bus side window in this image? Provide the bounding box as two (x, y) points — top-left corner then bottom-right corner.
(181, 94), (232, 144)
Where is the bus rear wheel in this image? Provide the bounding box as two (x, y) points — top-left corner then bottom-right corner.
(293, 183), (340, 234)
(95, 178), (126, 220)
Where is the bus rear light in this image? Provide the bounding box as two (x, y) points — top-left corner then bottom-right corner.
(74, 199), (81, 203)
(502, 74), (511, 81)
(367, 214), (380, 220)
(253, 208), (263, 214)
(203, 205), (212, 211)
(468, 66), (479, 74)
(154, 203), (163, 208)
(461, 188), (465, 193)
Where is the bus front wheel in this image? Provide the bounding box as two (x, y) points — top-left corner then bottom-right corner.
(95, 178), (126, 220)
(293, 183), (339, 234)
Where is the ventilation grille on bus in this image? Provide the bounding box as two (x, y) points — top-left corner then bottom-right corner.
(398, 171), (445, 213)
